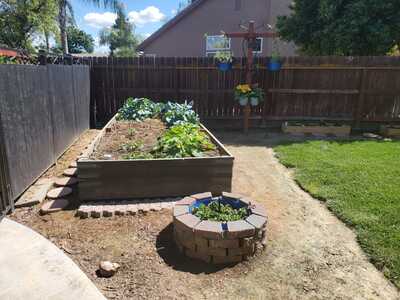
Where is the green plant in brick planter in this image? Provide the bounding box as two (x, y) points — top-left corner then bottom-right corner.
(193, 201), (248, 222)
(173, 192), (268, 265)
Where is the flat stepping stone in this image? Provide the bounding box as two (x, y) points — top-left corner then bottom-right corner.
(63, 168), (77, 177)
(40, 199), (69, 214)
(69, 161), (77, 168)
(54, 177), (78, 187)
(47, 187), (73, 199)
(15, 178), (54, 208)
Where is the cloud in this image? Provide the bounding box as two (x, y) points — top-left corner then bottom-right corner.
(128, 6), (166, 26)
(142, 33), (152, 39)
(84, 12), (117, 28)
(93, 36), (110, 54)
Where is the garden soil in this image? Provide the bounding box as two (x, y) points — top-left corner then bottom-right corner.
(10, 130), (399, 300)
(91, 119), (220, 160)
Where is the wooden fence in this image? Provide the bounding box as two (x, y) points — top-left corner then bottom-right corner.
(0, 64), (90, 217)
(89, 56), (400, 128)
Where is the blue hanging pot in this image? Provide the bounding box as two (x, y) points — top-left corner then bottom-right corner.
(218, 62), (232, 72)
(268, 60), (282, 72)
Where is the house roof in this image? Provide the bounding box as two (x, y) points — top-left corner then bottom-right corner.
(137, 0), (208, 51)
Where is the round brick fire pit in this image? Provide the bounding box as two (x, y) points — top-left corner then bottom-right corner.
(173, 192), (268, 264)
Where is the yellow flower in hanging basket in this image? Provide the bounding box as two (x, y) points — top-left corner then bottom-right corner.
(236, 84), (252, 93)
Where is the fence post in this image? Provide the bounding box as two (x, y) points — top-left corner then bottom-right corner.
(354, 68), (367, 129)
(38, 50), (47, 65)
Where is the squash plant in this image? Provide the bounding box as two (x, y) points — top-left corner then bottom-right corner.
(152, 123), (215, 158)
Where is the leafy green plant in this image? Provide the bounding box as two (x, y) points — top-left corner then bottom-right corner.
(215, 51), (233, 63)
(117, 98), (163, 121)
(0, 55), (17, 64)
(122, 152), (154, 160)
(127, 128), (136, 137)
(193, 201), (248, 222)
(152, 123), (215, 158)
(270, 51), (281, 63)
(249, 87), (265, 102)
(120, 140), (154, 160)
(161, 101), (199, 127)
(121, 140), (143, 152)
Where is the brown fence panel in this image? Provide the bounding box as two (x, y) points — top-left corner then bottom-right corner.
(0, 64), (90, 212)
(88, 56), (400, 127)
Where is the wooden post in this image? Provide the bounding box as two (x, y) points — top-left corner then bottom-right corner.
(225, 21), (276, 133)
(354, 68), (367, 129)
(38, 50), (47, 66)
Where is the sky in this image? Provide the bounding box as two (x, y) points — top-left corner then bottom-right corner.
(70, 0), (185, 53)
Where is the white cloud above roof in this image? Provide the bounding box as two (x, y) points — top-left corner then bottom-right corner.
(84, 12), (117, 28)
(84, 6), (166, 29)
(128, 6), (166, 26)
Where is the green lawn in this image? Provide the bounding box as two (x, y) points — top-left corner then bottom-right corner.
(274, 139), (400, 287)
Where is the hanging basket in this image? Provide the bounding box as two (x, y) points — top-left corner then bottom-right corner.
(267, 60), (282, 72)
(239, 96), (248, 106)
(250, 97), (260, 106)
(218, 62), (232, 72)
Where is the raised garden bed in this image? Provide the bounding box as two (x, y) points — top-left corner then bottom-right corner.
(78, 99), (234, 201)
(173, 192), (267, 265)
(380, 125), (400, 137)
(282, 121), (351, 137)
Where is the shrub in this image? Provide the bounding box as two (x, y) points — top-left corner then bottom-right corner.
(161, 101), (199, 127)
(117, 98), (162, 121)
(193, 201), (248, 222)
(152, 123), (215, 158)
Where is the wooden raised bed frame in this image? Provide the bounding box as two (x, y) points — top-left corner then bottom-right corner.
(380, 125), (400, 138)
(77, 116), (234, 201)
(282, 122), (351, 137)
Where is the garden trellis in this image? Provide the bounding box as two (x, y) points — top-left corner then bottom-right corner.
(225, 21), (276, 133)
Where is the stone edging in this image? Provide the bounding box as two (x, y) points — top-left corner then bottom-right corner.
(173, 192), (268, 265)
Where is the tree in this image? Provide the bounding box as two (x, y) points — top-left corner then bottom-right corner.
(66, 26), (94, 53)
(99, 5), (139, 57)
(57, 0), (118, 54)
(277, 0), (400, 56)
(0, 0), (58, 52)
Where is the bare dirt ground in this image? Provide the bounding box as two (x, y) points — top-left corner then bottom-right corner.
(10, 130), (400, 300)
(44, 130), (100, 178)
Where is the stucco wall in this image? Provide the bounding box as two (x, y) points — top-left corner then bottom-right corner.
(141, 0), (297, 57)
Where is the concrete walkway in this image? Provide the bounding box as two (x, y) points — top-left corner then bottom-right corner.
(0, 217), (106, 300)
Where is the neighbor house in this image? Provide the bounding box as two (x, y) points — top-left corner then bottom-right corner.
(138, 0), (296, 57)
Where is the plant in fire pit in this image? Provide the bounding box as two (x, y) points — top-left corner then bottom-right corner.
(152, 123), (216, 158)
(193, 200), (248, 222)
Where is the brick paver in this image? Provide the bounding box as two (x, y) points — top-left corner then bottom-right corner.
(76, 197), (180, 219)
